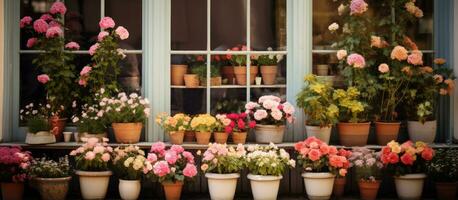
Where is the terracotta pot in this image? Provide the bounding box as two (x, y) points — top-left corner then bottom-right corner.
(184, 74), (200, 88)
(76, 170), (112, 200)
(233, 66), (258, 85)
(25, 131), (56, 144)
(302, 172), (335, 200)
(254, 124), (285, 143)
(305, 125), (332, 144)
(184, 131), (196, 142)
(213, 132), (229, 144)
(333, 176), (346, 198)
(232, 132), (247, 144)
(201, 77), (222, 86)
(112, 123), (143, 143)
(222, 66), (235, 84)
(171, 65), (188, 86)
(35, 177), (72, 200)
(408, 120), (437, 143)
(169, 131), (185, 145)
(49, 116), (67, 141)
(196, 131), (211, 145)
(435, 182), (457, 200)
(337, 122), (370, 146)
(358, 180), (381, 200)
(394, 173), (426, 200)
(375, 121), (400, 145)
(316, 64), (329, 76)
(1, 182), (24, 200)
(162, 181), (183, 200)
(260, 65), (278, 85)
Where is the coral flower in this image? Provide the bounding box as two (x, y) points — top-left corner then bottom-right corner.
(391, 46), (408, 61)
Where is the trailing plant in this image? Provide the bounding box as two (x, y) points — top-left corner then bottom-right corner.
(29, 156), (71, 178)
(199, 143), (246, 174)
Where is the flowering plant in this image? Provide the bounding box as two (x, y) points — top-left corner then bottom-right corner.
(215, 113), (256, 134)
(294, 137), (350, 177)
(29, 156), (71, 178)
(245, 95), (295, 126)
(297, 74), (339, 127)
(144, 142), (197, 183)
(20, 102), (51, 134)
(226, 45), (251, 67)
(199, 143), (246, 174)
(112, 145), (147, 180)
(72, 93), (109, 134)
(245, 143), (295, 176)
(426, 149), (458, 182)
(333, 87), (367, 123)
(69, 137), (113, 171)
(190, 114), (218, 132)
(381, 140), (434, 176)
(255, 47), (284, 66)
(156, 113), (191, 132)
(0, 147), (32, 183)
(101, 92), (151, 123)
(348, 147), (383, 181)
(20, 2), (78, 116)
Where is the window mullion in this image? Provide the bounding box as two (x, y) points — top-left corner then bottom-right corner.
(246, 0), (251, 103)
(206, 0), (211, 113)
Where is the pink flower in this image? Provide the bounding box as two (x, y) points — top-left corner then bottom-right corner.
(225, 126), (233, 134)
(101, 153), (110, 162)
(89, 43), (100, 56)
(153, 161), (171, 177)
(391, 46), (408, 61)
(40, 14), (53, 22)
(48, 21), (61, 28)
(400, 153), (414, 165)
(33, 19), (48, 33)
(20, 16), (32, 28)
(350, 0), (368, 15)
(237, 119), (245, 129)
(271, 109), (283, 121)
(50, 2), (67, 15)
(183, 163), (197, 177)
(86, 137), (99, 148)
(282, 102), (295, 115)
(84, 151), (96, 160)
(37, 74), (50, 84)
(97, 31), (109, 42)
(421, 148), (434, 161)
(407, 50), (423, 65)
(336, 50), (347, 60)
(80, 66), (92, 76)
(99, 17), (115, 29)
(308, 149), (322, 161)
(93, 146), (105, 154)
(339, 169), (347, 177)
(378, 63), (390, 73)
(182, 151), (195, 164)
(65, 42), (80, 50)
(150, 142), (166, 154)
(245, 102), (259, 110)
(262, 99), (279, 110)
(147, 153), (158, 162)
(346, 53), (366, 68)
(170, 145), (184, 153)
(26, 38), (37, 48)
(45, 26), (63, 38)
(78, 78), (87, 86)
(115, 26), (129, 40)
(253, 109), (268, 121)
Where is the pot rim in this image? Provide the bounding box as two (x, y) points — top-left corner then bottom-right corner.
(407, 120), (437, 123)
(305, 125), (333, 129)
(119, 179), (141, 182)
(247, 173), (283, 181)
(338, 122), (371, 125)
(395, 173), (426, 179)
(301, 172), (335, 179)
(358, 179), (381, 184)
(33, 176), (72, 181)
(171, 64), (188, 67)
(112, 122), (143, 126)
(75, 170), (113, 176)
(205, 173), (240, 179)
(162, 181), (184, 186)
(375, 121), (401, 125)
(255, 124), (286, 128)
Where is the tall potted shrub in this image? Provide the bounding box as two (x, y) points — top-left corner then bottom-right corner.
(348, 147), (383, 200)
(156, 113), (191, 145)
(200, 143), (246, 200)
(246, 143), (295, 200)
(426, 149), (458, 200)
(297, 74), (339, 144)
(21, 103), (56, 144)
(381, 140), (434, 200)
(0, 147), (31, 200)
(70, 137), (113, 200)
(245, 95), (295, 143)
(29, 156), (72, 200)
(190, 114), (217, 145)
(257, 47), (284, 85)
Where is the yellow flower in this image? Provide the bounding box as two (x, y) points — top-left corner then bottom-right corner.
(333, 89), (346, 100)
(346, 87), (360, 98)
(406, 147), (417, 156)
(310, 83), (325, 94)
(326, 104), (339, 117)
(304, 74), (316, 82)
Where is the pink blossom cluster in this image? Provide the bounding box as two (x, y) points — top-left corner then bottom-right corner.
(217, 113), (256, 134)
(65, 42), (80, 50)
(49, 2), (67, 15)
(0, 147), (32, 183)
(407, 50), (423, 66)
(78, 66), (92, 86)
(37, 74), (50, 84)
(246, 95), (295, 124)
(349, 0), (368, 16)
(45, 26), (63, 38)
(346, 53), (366, 68)
(69, 137), (112, 164)
(200, 143), (246, 173)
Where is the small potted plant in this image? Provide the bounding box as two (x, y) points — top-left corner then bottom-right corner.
(144, 142), (197, 200)
(29, 156), (72, 200)
(218, 113), (256, 144)
(294, 137), (350, 200)
(21, 103), (56, 144)
(0, 147), (31, 200)
(297, 74), (339, 144)
(245, 95), (295, 143)
(200, 143), (246, 199)
(214, 114), (231, 144)
(112, 145), (148, 200)
(227, 45), (258, 85)
(171, 62), (188, 86)
(246, 143), (295, 200)
(257, 47), (284, 85)
(70, 137), (113, 200)
(102, 92), (151, 143)
(426, 149), (458, 200)
(333, 148), (352, 199)
(190, 114), (217, 145)
(381, 140), (434, 200)
(156, 113), (191, 145)
(184, 55), (205, 88)
(192, 64), (222, 86)
(349, 147), (383, 200)
(72, 101), (109, 141)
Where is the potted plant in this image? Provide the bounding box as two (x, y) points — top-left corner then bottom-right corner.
(348, 147), (383, 200)
(246, 143), (295, 200)
(214, 114), (230, 144)
(214, 55), (235, 85)
(69, 137), (113, 200)
(216, 113), (256, 144)
(297, 74), (339, 144)
(171, 63), (188, 86)
(72, 91), (109, 140)
(227, 45), (258, 85)
(102, 92), (151, 143)
(190, 114), (217, 145)
(20, 103), (56, 144)
(156, 113), (191, 145)
(245, 95), (295, 143)
(200, 143), (246, 199)
(192, 64), (222, 86)
(426, 149), (458, 200)
(184, 55), (204, 88)
(145, 142), (197, 200)
(29, 156), (72, 200)
(112, 145), (148, 200)
(332, 148), (352, 199)
(381, 140), (435, 200)
(256, 47), (284, 85)
(294, 137), (350, 200)
(0, 147), (31, 200)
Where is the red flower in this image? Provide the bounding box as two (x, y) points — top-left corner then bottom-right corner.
(237, 119), (245, 129)
(388, 152), (399, 164)
(248, 121), (256, 129)
(239, 112), (247, 119)
(227, 113), (239, 120)
(231, 47), (240, 51)
(421, 148), (434, 161)
(196, 55), (205, 62)
(308, 149), (322, 161)
(214, 55), (221, 61)
(224, 126), (233, 134)
(400, 153), (414, 165)
(277, 104), (284, 110)
(226, 54), (232, 60)
(229, 121), (235, 128)
(381, 146), (391, 155)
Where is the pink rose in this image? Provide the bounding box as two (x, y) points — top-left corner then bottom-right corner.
(147, 153), (158, 162)
(378, 63), (390, 73)
(245, 102), (259, 110)
(170, 145), (184, 153)
(78, 78), (87, 86)
(40, 14), (53, 22)
(20, 16), (32, 28)
(101, 153), (110, 162)
(84, 151), (96, 160)
(183, 163), (197, 177)
(89, 43), (100, 56)
(346, 53), (366, 68)
(99, 17), (115, 29)
(165, 150), (178, 164)
(150, 142), (166, 154)
(407, 50), (423, 65)
(97, 31), (109, 42)
(282, 102), (295, 115)
(262, 99), (279, 110)
(45, 26), (63, 38)
(33, 19), (48, 33)
(115, 26), (129, 40)
(37, 74), (50, 84)
(65, 42), (80, 50)
(26, 38), (37, 48)
(48, 21), (61, 28)
(80, 66), (92, 76)
(50, 2), (67, 15)
(93, 146), (105, 154)
(350, 0), (368, 15)
(308, 149), (322, 161)
(336, 50), (347, 60)
(271, 109), (283, 121)
(182, 151), (195, 164)
(153, 161), (171, 177)
(253, 109), (268, 121)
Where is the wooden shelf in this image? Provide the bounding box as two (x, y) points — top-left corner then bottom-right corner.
(171, 84), (286, 89)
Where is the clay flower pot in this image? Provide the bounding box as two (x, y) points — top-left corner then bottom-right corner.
(316, 64), (329, 76)
(1, 182), (24, 200)
(233, 66), (258, 85)
(35, 177), (72, 200)
(302, 172), (336, 200)
(337, 122), (370, 146)
(407, 120), (437, 143)
(184, 74), (200, 88)
(254, 124), (285, 144)
(358, 180), (381, 200)
(49, 116), (67, 141)
(195, 131), (211, 145)
(222, 66), (235, 84)
(375, 121), (400, 145)
(394, 173), (426, 200)
(305, 125), (332, 144)
(213, 132), (229, 144)
(169, 131), (185, 145)
(201, 77), (223, 86)
(333, 176), (346, 198)
(171, 64), (188, 86)
(260, 65), (278, 85)
(75, 170), (112, 200)
(435, 182), (458, 200)
(232, 132), (247, 144)
(162, 181), (183, 200)
(184, 131), (196, 142)
(112, 123), (143, 143)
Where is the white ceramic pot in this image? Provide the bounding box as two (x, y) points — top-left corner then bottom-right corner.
(302, 172), (336, 200)
(407, 121), (437, 143)
(25, 132), (56, 144)
(254, 125), (285, 143)
(305, 125), (332, 144)
(75, 170), (112, 200)
(247, 174), (282, 200)
(119, 179), (141, 200)
(394, 173), (426, 200)
(206, 173), (240, 200)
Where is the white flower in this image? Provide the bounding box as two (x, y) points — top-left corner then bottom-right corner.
(276, 54), (283, 62)
(129, 93), (138, 98)
(72, 101), (77, 108)
(97, 110), (104, 117)
(72, 117), (79, 123)
(32, 110), (38, 114)
(328, 22), (339, 32)
(116, 108), (121, 112)
(267, 47), (273, 51)
(127, 99), (133, 105)
(46, 104), (51, 108)
(268, 54), (274, 59)
(100, 88), (105, 94)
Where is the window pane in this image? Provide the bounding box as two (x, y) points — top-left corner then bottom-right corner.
(251, 0), (286, 51)
(171, 0), (207, 50)
(312, 53), (345, 87)
(20, 0), (57, 49)
(20, 54), (45, 107)
(66, 0), (101, 50)
(119, 54), (142, 93)
(405, 0), (433, 50)
(211, 0), (247, 50)
(105, 0), (142, 50)
(211, 89), (246, 115)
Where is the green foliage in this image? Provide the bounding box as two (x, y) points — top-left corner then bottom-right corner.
(191, 64), (220, 80)
(27, 117), (49, 133)
(212, 99), (245, 114)
(333, 87), (367, 123)
(20, 102), (51, 133)
(29, 156), (71, 178)
(427, 149), (458, 182)
(255, 53), (283, 66)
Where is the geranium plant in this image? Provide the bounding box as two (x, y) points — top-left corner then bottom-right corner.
(190, 114), (218, 132)
(69, 137), (113, 171)
(101, 92), (151, 123)
(381, 140), (434, 176)
(20, 102), (50, 134)
(156, 113), (191, 132)
(245, 143), (295, 176)
(333, 87), (367, 123)
(256, 47), (284, 66)
(144, 142), (197, 183)
(0, 147), (32, 183)
(216, 113), (256, 134)
(245, 95), (295, 126)
(199, 143), (246, 174)
(226, 45), (249, 67)
(349, 147), (383, 181)
(426, 149), (458, 183)
(112, 145), (147, 180)
(72, 101), (108, 135)
(28, 156), (71, 178)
